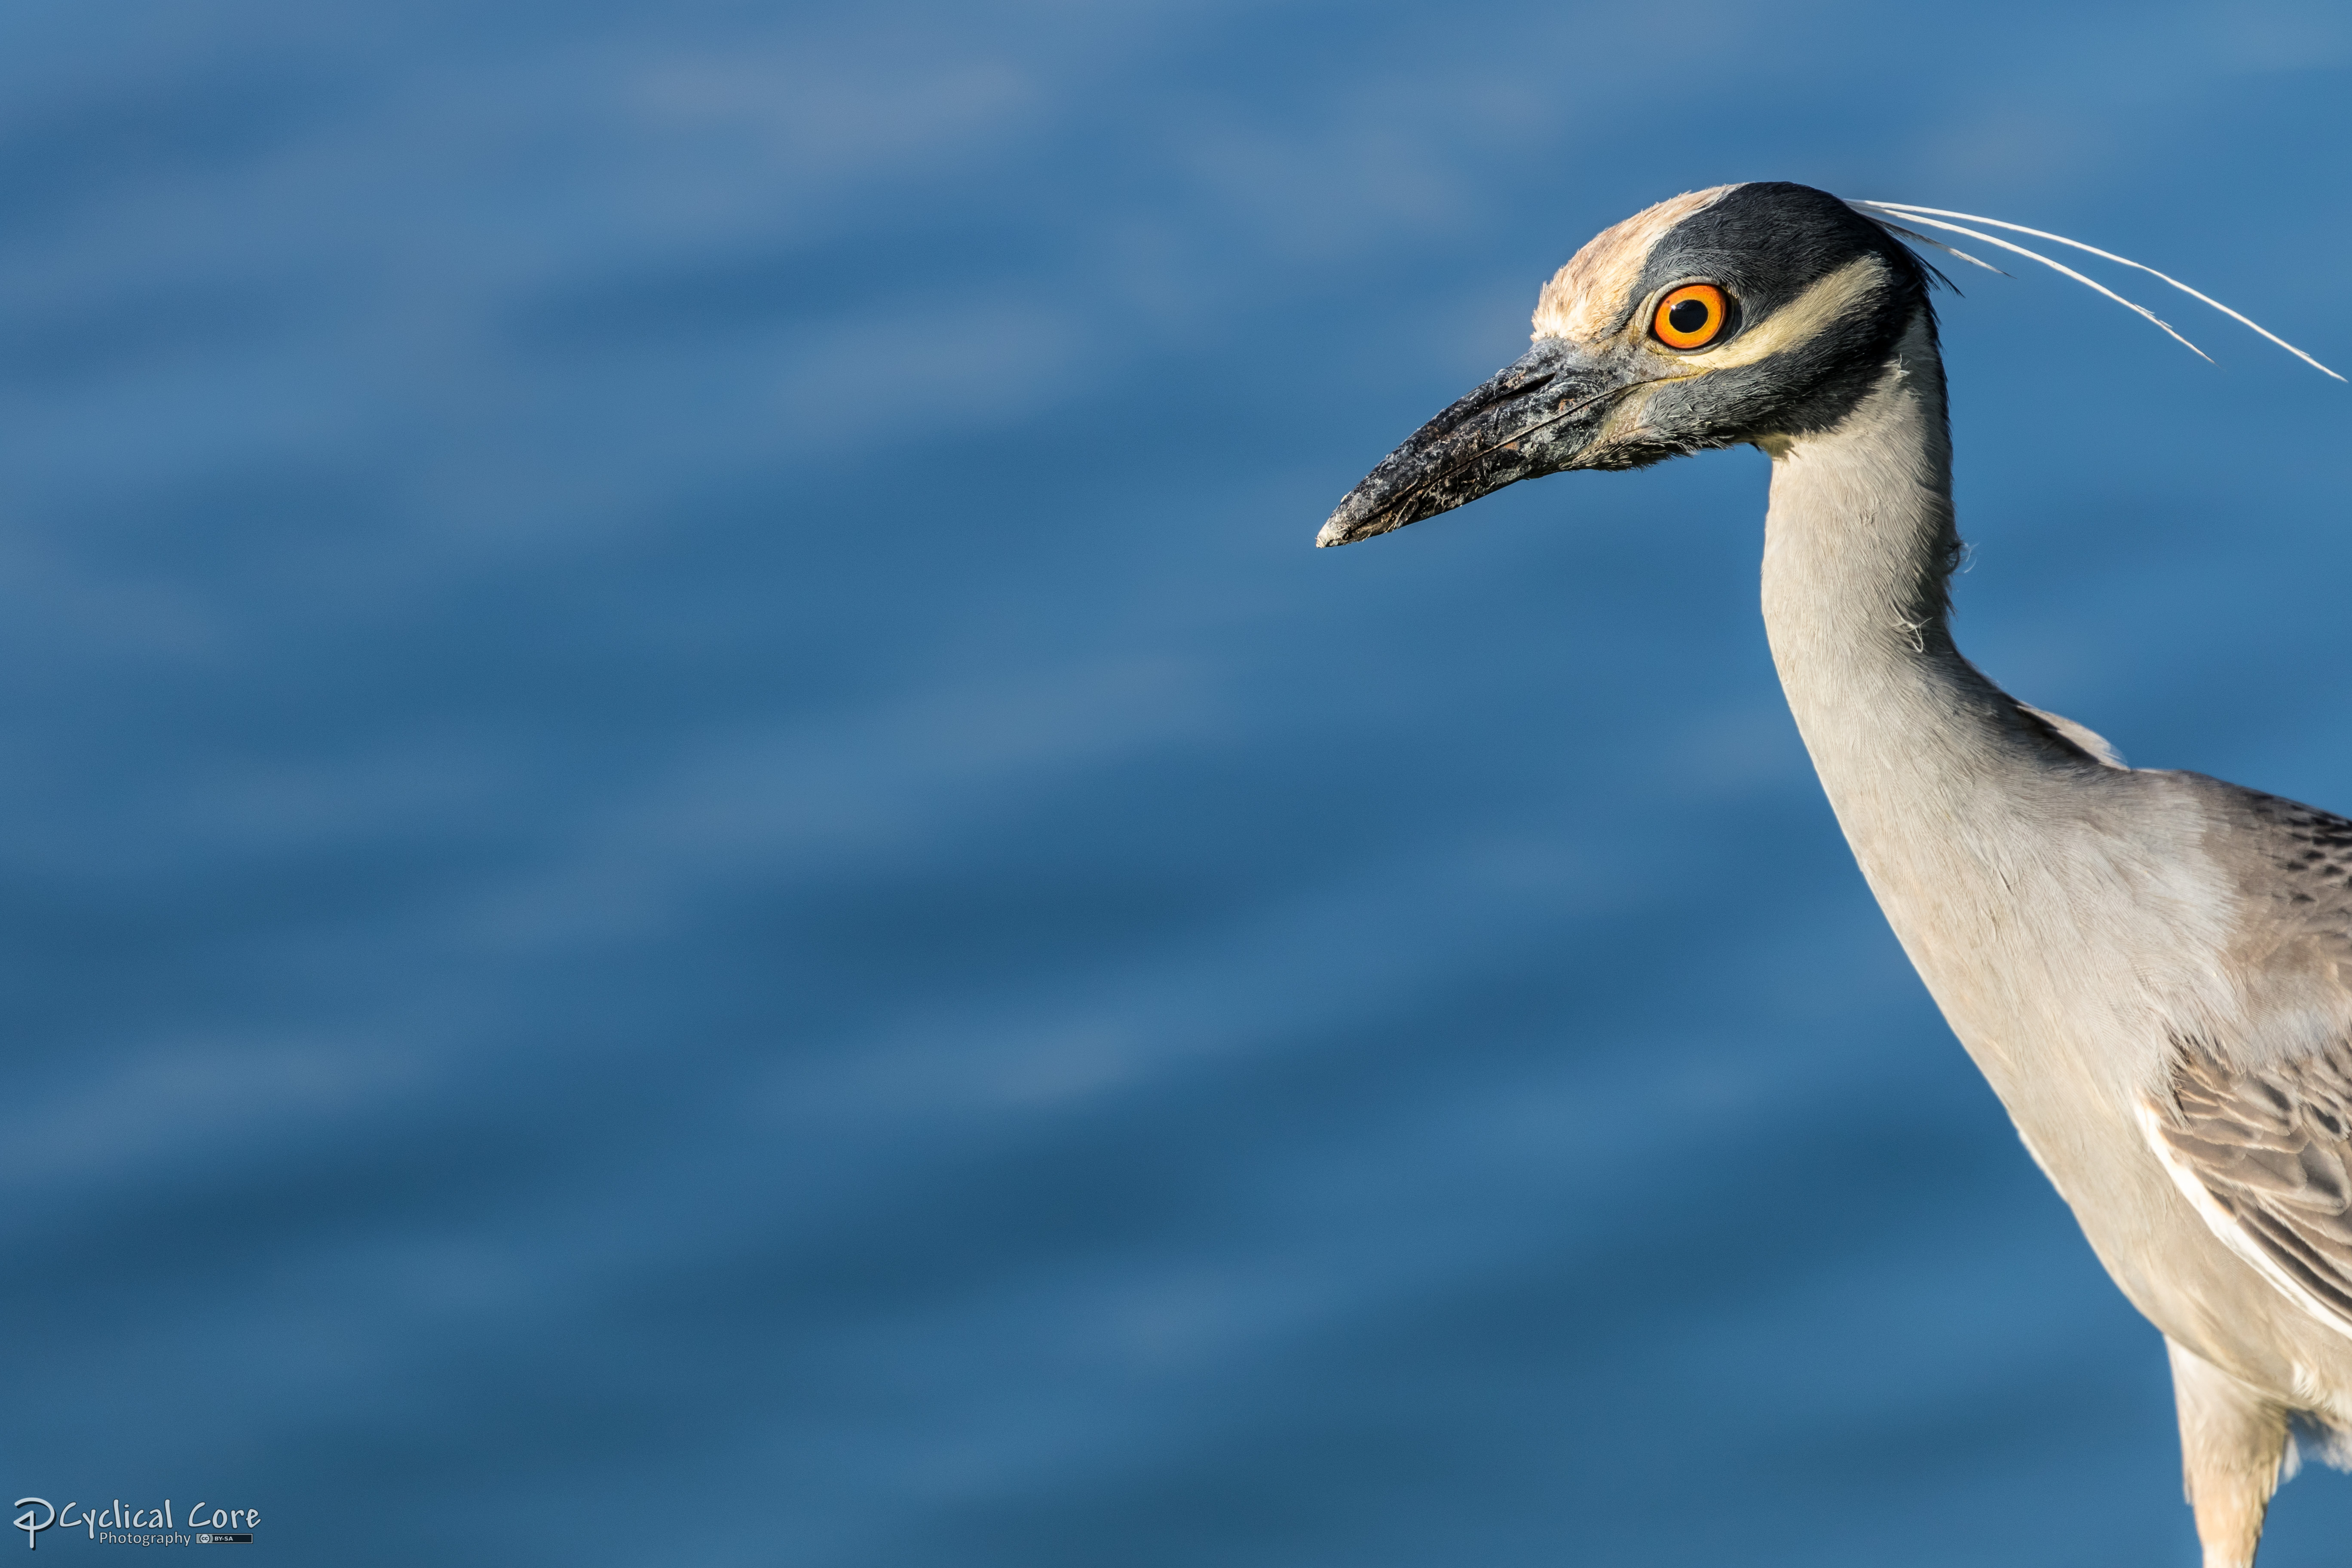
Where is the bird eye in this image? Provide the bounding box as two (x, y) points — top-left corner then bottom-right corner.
(1652, 284), (1729, 350)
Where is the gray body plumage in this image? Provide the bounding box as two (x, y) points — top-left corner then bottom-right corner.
(1320, 181), (2352, 1566)
(1764, 347), (2352, 1562)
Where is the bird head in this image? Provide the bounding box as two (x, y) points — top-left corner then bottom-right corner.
(1316, 181), (1942, 548)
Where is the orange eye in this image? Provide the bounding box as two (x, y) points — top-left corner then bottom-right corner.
(1652, 283), (1729, 349)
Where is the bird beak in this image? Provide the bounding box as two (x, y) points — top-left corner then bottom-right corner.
(1316, 337), (1628, 547)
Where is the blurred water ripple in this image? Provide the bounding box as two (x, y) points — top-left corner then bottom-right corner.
(0, 1), (2348, 1562)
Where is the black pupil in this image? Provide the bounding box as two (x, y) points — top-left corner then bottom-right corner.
(1667, 297), (1712, 335)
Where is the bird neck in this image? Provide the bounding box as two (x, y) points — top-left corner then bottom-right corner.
(1757, 313), (2048, 854)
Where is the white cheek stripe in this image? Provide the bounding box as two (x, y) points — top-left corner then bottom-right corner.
(1660, 255), (1889, 374)
(1589, 257), (1895, 445)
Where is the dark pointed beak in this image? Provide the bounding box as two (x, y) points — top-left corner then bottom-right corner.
(1316, 338), (1628, 548)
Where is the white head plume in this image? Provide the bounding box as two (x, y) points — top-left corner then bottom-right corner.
(1845, 199), (2345, 382)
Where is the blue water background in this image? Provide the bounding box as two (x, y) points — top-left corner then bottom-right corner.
(3, 1), (2349, 1561)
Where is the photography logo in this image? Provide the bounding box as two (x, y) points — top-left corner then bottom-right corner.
(13, 1499), (257, 1549)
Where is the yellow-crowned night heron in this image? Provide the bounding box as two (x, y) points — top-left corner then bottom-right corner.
(1320, 181), (2349, 1568)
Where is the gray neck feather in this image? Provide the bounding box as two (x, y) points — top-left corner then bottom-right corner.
(1753, 311), (2218, 1102)
(1757, 313), (2260, 1128)
(1759, 312), (2037, 801)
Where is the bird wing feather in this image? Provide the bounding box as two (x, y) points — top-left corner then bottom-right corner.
(2015, 704), (2126, 769)
(2143, 790), (2352, 1339)
(2147, 1040), (2352, 1336)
